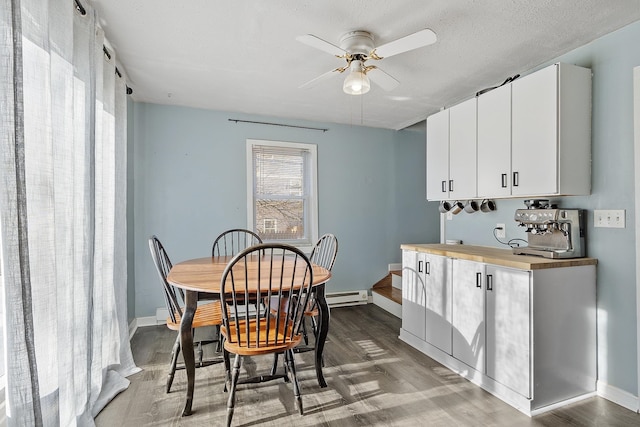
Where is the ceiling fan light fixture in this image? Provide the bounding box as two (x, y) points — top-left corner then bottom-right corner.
(343, 61), (370, 95)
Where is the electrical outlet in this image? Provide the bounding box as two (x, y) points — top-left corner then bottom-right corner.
(496, 223), (506, 238)
(594, 209), (625, 228)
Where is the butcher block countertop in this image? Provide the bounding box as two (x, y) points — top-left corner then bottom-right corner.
(401, 243), (597, 270)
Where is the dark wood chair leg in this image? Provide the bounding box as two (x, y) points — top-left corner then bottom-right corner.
(223, 349), (231, 392)
(270, 353), (279, 376)
(285, 350), (303, 415)
(196, 340), (204, 367)
(226, 354), (241, 427)
(301, 317), (309, 345)
(215, 325), (222, 352)
(166, 334), (181, 393)
(311, 315), (318, 339)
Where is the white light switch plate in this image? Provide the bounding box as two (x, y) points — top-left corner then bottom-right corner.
(594, 209), (625, 228)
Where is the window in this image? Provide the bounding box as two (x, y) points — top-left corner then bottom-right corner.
(263, 218), (278, 233)
(247, 139), (318, 251)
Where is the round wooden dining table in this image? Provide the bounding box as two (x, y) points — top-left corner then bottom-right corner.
(167, 255), (332, 416)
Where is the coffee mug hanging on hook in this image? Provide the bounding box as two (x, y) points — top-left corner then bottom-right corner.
(438, 201), (453, 214)
(480, 199), (496, 212)
(449, 201), (464, 215)
(464, 200), (480, 213)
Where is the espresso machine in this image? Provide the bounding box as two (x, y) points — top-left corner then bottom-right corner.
(513, 199), (585, 259)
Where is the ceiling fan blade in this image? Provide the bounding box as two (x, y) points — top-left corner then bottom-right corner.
(296, 34), (346, 57)
(299, 68), (343, 89)
(367, 67), (400, 91)
(372, 28), (437, 59)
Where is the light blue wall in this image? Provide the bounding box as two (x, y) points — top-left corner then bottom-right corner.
(444, 21), (640, 396)
(131, 106), (440, 320)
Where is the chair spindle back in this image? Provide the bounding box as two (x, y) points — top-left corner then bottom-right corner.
(148, 235), (184, 324)
(220, 244), (313, 349)
(212, 228), (263, 257)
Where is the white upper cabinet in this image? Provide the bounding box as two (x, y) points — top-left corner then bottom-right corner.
(511, 62), (592, 197)
(448, 98), (478, 200)
(426, 98), (477, 201)
(428, 62), (591, 201)
(477, 83), (512, 197)
(426, 109), (450, 200)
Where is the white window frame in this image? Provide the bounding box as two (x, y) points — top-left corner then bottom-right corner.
(246, 139), (318, 253)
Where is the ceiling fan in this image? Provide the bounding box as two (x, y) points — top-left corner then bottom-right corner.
(297, 28), (437, 95)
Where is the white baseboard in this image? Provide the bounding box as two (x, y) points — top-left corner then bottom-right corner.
(372, 292), (401, 318)
(128, 318), (137, 339)
(597, 380), (639, 412)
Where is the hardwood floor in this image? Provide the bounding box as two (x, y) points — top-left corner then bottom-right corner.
(96, 304), (639, 426)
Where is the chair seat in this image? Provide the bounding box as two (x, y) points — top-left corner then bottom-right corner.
(304, 307), (319, 317)
(166, 301), (223, 331)
(221, 317), (303, 356)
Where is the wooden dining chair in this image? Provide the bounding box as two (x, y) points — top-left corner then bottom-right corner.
(270, 234), (338, 375)
(302, 233), (338, 343)
(148, 235), (224, 393)
(210, 228), (263, 348)
(219, 243), (313, 426)
(211, 228), (263, 256)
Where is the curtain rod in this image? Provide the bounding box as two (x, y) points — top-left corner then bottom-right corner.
(228, 119), (328, 132)
(74, 0), (85, 15)
(75, 0), (132, 95)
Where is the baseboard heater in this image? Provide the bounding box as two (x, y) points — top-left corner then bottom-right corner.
(324, 290), (368, 307)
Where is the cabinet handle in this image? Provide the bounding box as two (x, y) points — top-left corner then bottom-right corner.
(418, 260), (423, 273)
(513, 172), (519, 187)
(476, 272), (482, 288)
(449, 180), (454, 192)
(501, 173), (507, 188)
(442, 180), (447, 193)
(486, 274), (493, 291)
(426, 261), (431, 275)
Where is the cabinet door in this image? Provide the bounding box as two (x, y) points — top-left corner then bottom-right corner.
(485, 265), (531, 398)
(402, 250), (425, 340)
(477, 83), (512, 197)
(451, 259), (485, 371)
(426, 109), (450, 200)
(423, 253), (452, 354)
(511, 64), (558, 196)
(448, 98), (477, 199)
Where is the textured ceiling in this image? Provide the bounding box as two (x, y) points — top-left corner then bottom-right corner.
(90, 0), (640, 130)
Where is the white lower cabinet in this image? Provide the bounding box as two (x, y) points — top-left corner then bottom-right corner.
(401, 250), (452, 353)
(401, 250), (425, 340)
(451, 259), (485, 371)
(485, 264), (531, 398)
(422, 253), (452, 354)
(399, 248), (596, 416)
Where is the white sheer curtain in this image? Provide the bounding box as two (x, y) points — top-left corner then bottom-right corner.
(0, 0), (139, 425)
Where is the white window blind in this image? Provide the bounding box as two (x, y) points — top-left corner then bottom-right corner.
(247, 140), (317, 248)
